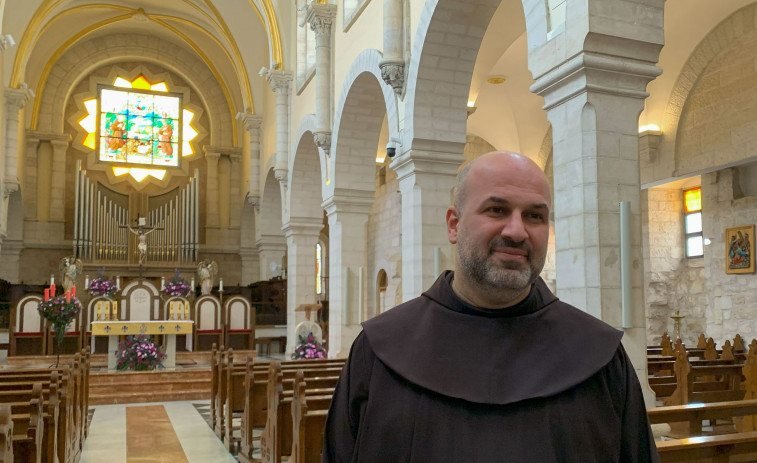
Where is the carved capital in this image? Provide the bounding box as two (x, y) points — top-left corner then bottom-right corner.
(306, 3), (337, 38)
(246, 193), (260, 208)
(5, 83), (35, 112)
(379, 62), (405, 96)
(236, 111), (263, 134)
(3, 180), (19, 199)
(265, 70), (293, 95)
(274, 166), (288, 184)
(313, 131), (331, 155)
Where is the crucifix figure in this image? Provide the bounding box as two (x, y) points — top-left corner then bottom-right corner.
(120, 215), (163, 266)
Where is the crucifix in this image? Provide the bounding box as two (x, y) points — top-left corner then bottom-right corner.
(119, 215), (164, 276)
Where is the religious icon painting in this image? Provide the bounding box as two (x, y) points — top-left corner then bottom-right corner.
(725, 224), (755, 274)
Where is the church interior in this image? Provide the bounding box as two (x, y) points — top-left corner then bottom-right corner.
(0, 0), (756, 461)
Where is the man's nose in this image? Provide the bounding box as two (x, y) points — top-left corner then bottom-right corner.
(500, 213), (528, 242)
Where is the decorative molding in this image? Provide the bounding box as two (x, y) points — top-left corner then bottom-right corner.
(236, 111), (263, 133)
(313, 131), (331, 155)
(379, 62), (405, 96)
(306, 3), (337, 38)
(265, 69), (293, 95)
(4, 83), (35, 112)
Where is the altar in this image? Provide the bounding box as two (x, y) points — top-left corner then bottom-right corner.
(91, 320), (194, 370)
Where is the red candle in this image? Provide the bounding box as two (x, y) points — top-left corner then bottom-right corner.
(44, 288), (49, 301)
(65, 291), (71, 303)
(71, 286), (76, 298)
(50, 284), (56, 296)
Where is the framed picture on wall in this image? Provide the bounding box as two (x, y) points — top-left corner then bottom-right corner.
(725, 225), (755, 274)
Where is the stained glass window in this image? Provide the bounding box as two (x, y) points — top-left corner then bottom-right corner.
(684, 187), (703, 258)
(316, 243), (322, 294)
(97, 85), (182, 168)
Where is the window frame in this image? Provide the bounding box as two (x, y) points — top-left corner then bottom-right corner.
(683, 187), (703, 259)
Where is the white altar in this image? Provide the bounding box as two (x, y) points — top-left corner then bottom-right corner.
(91, 320), (194, 370)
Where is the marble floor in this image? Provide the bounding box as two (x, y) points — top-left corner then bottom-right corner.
(81, 400), (237, 463)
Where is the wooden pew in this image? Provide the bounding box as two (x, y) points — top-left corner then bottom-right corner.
(290, 372), (331, 463)
(0, 404), (13, 463)
(656, 431), (757, 462)
(649, 399), (757, 437)
(6, 382), (44, 463)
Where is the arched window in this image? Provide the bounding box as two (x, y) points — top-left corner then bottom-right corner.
(376, 269), (388, 314)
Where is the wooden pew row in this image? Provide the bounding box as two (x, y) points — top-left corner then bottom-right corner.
(2, 374), (61, 463)
(6, 383), (44, 463)
(656, 431), (757, 463)
(0, 404), (13, 463)
(649, 399), (757, 437)
(257, 364), (338, 463)
(289, 373), (332, 463)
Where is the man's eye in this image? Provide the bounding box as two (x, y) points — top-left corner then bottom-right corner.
(527, 212), (546, 222)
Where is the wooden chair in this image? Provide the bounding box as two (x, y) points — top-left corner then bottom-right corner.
(10, 294), (47, 356)
(225, 296), (253, 350)
(120, 279), (161, 321)
(194, 295), (223, 351)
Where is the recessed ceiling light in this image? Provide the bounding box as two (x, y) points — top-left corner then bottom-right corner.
(487, 76), (506, 85)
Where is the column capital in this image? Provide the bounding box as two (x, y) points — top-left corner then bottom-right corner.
(25, 130), (71, 145)
(306, 3), (337, 38)
(313, 131), (331, 155)
(265, 70), (293, 95)
(530, 51), (662, 111)
(256, 234), (287, 252)
(379, 62), (405, 96)
(5, 83), (34, 112)
(389, 149), (463, 183)
(282, 218), (323, 240)
(236, 111), (263, 134)
(322, 188), (374, 217)
(203, 145), (241, 159)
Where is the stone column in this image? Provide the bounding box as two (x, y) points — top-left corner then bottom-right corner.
(48, 134), (71, 222)
(256, 235), (287, 279)
(390, 150), (463, 301)
(323, 189), (374, 357)
(379, 0), (405, 95)
(237, 111), (264, 206)
(283, 219), (323, 354)
(306, 3), (337, 158)
(531, 49), (662, 405)
(3, 84), (34, 200)
(264, 71), (293, 187)
(203, 147), (221, 228)
(228, 151), (242, 229)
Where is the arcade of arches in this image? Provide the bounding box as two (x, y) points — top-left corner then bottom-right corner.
(0, 0), (756, 408)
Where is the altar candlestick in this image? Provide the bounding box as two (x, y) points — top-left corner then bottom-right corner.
(219, 278), (223, 291)
(44, 288), (50, 301)
(71, 286), (76, 298)
(161, 277), (165, 290)
(96, 302), (102, 320)
(184, 301), (189, 319)
(169, 302), (175, 319)
(190, 278), (195, 290)
(50, 275), (54, 285)
(116, 276), (120, 290)
(50, 283), (56, 296)
(65, 291), (71, 303)
(112, 301), (117, 320)
(84, 275), (89, 289)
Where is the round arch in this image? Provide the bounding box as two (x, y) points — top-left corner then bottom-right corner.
(288, 115), (324, 223)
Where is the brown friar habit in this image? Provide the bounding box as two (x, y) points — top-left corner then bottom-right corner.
(322, 271), (659, 463)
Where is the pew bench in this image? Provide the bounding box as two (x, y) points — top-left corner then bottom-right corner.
(656, 431), (757, 462)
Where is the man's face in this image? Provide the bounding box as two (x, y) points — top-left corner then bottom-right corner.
(447, 158), (550, 296)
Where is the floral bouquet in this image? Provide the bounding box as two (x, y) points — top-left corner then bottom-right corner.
(291, 332), (327, 359)
(115, 335), (165, 371)
(88, 276), (117, 298)
(38, 295), (82, 357)
(163, 270), (190, 297)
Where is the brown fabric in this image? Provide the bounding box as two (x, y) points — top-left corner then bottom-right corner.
(362, 271), (623, 404)
(322, 272), (659, 463)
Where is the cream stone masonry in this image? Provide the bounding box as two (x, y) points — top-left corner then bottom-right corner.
(264, 70), (293, 187)
(306, 2), (337, 161)
(379, 0), (405, 95)
(283, 219), (323, 354)
(203, 147), (221, 228)
(256, 235), (287, 280)
(390, 150), (461, 302)
(237, 112), (264, 207)
(3, 84), (34, 198)
(323, 189), (373, 357)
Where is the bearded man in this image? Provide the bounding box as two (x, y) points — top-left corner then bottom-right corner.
(322, 151), (659, 463)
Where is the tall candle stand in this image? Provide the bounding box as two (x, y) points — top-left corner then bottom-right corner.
(670, 309), (686, 341)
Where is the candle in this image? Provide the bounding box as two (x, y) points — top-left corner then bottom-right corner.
(169, 301), (175, 319)
(71, 286), (76, 298)
(219, 278), (223, 291)
(65, 291), (71, 303)
(50, 275), (54, 285)
(85, 275), (89, 289)
(184, 300), (189, 319)
(161, 276), (165, 290)
(44, 288), (49, 301)
(50, 283), (56, 296)
(112, 301), (117, 320)
(116, 276), (120, 290)
(190, 278), (195, 290)
(96, 301), (102, 320)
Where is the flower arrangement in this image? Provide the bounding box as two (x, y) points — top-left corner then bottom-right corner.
(291, 332), (327, 360)
(163, 270), (191, 297)
(115, 335), (165, 371)
(88, 276), (117, 298)
(38, 295), (82, 356)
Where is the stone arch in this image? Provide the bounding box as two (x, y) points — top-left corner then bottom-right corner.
(260, 166), (284, 237)
(288, 116), (324, 222)
(403, 0), (548, 155)
(35, 33), (235, 146)
(661, 4), (757, 175)
(328, 49), (399, 196)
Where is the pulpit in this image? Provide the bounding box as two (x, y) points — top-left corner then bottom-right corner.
(92, 320), (193, 370)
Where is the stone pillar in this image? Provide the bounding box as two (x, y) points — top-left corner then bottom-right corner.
(48, 134), (71, 222)
(264, 71), (293, 187)
(228, 151), (242, 229)
(390, 150), (463, 301)
(237, 111), (264, 206)
(531, 49), (662, 405)
(379, 0), (405, 95)
(306, 3), (337, 158)
(3, 84), (33, 197)
(203, 146), (221, 228)
(257, 235), (287, 279)
(283, 219), (323, 354)
(323, 189), (374, 357)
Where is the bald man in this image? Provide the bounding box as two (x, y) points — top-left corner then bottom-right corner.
(322, 152), (659, 463)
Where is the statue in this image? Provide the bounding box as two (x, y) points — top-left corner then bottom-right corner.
(58, 256), (82, 293)
(196, 259), (218, 296)
(125, 215), (160, 265)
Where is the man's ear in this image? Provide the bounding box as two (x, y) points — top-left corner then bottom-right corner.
(446, 206), (460, 244)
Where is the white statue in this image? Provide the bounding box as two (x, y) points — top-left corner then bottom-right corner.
(197, 259), (218, 295)
(126, 216), (159, 265)
(58, 256), (82, 293)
